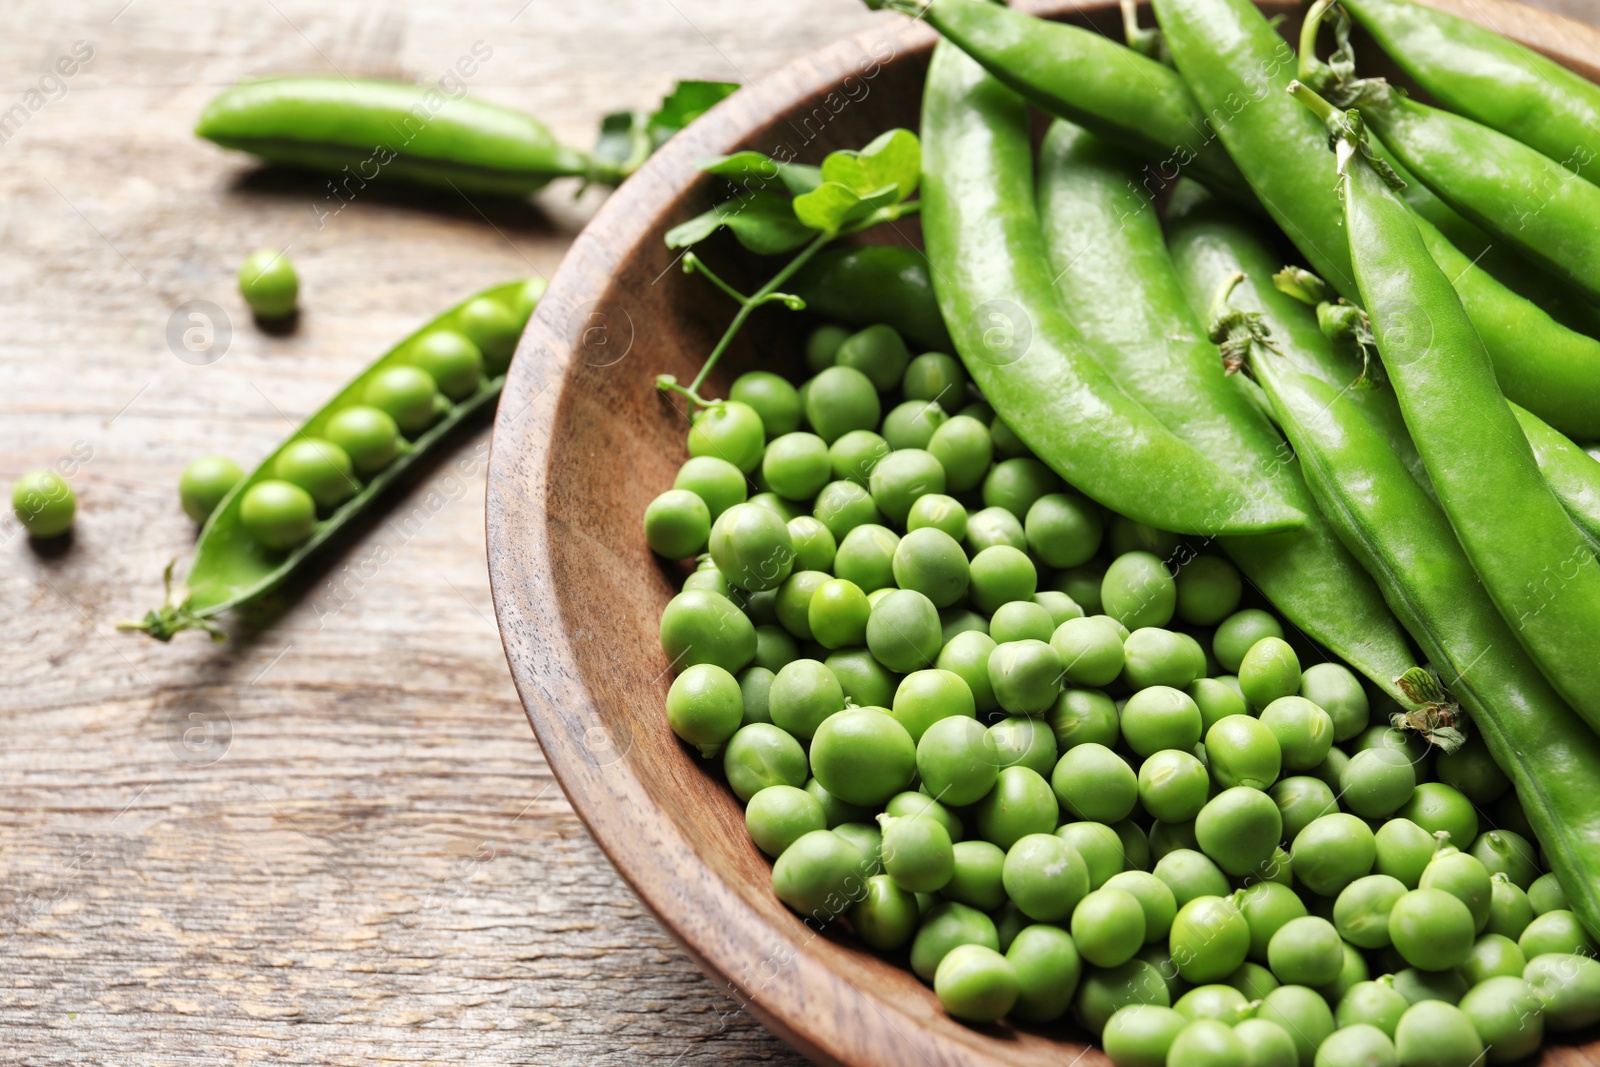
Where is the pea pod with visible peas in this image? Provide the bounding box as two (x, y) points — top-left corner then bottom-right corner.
(1149, 0), (1600, 440)
(1034, 120), (1412, 700)
(865, 0), (1246, 199)
(919, 42), (1303, 537)
(121, 278), (540, 640)
(1191, 247), (1600, 946)
(1294, 90), (1600, 736)
(1338, 0), (1600, 183)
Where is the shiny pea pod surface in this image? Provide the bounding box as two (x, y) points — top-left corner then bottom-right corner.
(124, 278), (538, 640)
(196, 76), (597, 195)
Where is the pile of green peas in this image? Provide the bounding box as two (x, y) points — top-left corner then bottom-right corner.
(177, 283), (531, 551)
(645, 320), (1600, 1064)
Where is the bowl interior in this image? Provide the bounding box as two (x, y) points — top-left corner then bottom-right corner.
(486, 3), (1600, 1064)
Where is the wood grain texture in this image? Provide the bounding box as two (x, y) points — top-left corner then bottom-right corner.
(487, 2), (1600, 1067)
(1, 0), (1594, 1065)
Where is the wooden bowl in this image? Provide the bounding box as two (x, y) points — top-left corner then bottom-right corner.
(486, 3), (1600, 1064)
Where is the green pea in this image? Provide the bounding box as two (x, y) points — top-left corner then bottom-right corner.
(1458, 975), (1543, 1064)
(1434, 733), (1511, 806)
(1461, 933), (1527, 986)
(834, 821), (883, 876)
(1389, 966), (1467, 1007)
(1470, 830), (1540, 891)
(805, 323), (849, 372)
(866, 448), (944, 526)
(322, 406), (400, 479)
(1049, 824), (1118, 892)
(708, 502), (795, 593)
(985, 601), (1052, 645)
(910, 900), (999, 982)
(880, 811), (955, 894)
(1102, 1003), (1187, 1067)
(1235, 880), (1309, 962)
(850, 873), (919, 952)
(1298, 662), (1370, 742)
(1195, 786), (1283, 878)
(1235, 1018), (1300, 1067)
(980, 456), (1057, 517)
(737, 666), (776, 726)
(744, 784), (824, 857)
(1073, 958), (1171, 1036)
(1018, 491), (1099, 569)
(1257, 695), (1333, 772)
(987, 639), (1062, 715)
(1393, 1001), (1484, 1067)
(1528, 872), (1569, 916)
(758, 431), (828, 501)
(1047, 688), (1120, 751)
(1337, 979), (1411, 1037)
(831, 522), (897, 592)
(1355, 725), (1432, 777)
(942, 839), (1006, 910)
(1175, 984), (1250, 1023)
(272, 438), (358, 514)
(938, 607), (988, 646)
(965, 505), (1027, 553)
(1400, 782), (1480, 849)
(1334, 874), (1408, 949)
(1312, 1024), (1397, 1067)
(1375, 817), (1440, 889)
(722, 722), (807, 800)
(994, 923), (1078, 1023)
(1265, 915), (1343, 988)
(1072, 887), (1146, 968)
(803, 777), (870, 828)
(1421, 846), (1494, 933)
(688, 400), (764, 474)
(1154, 849), (1230, 909)
(834, 323), (910, 391)
(643, 489), (711, 558)
(178, 455), (244, 523)
(1101, 551), (1176, 630)
(1120, 685), (1203, 757)
(672, 455), (745, 522)
(1226, 961), (1282, 1001)
(237, 247), (298, 319)
(239, 479), (316, 550)
(801, 578), (865, 651)
(890, 526), (968, 607)
(772, 828), (870, 919)
(890, 669), (975, 747)
(1338, 748), (1417, 820)
(926, 415), (992, 493)
(1105, 870), (1178, 944)
(1170, 895), (1250, 983)
(409, 329), (483, 400)
(803, 365), (880, 444)
(1118, 627), (1201, 690)
(827, 429), (890, 489)
(1053, 563), (1105, 616)
(966, 545), (1035, 615)
(1390, 887), (1477, 971)
(1271, 776), (1338, 844)
(752, 626), (798, 674)
(989, 715), (1058, 777)
(1033, 591), (1085, 629)
(665, 663), (743, 757)
(767, 659), (841, 740)
(1172, 556), (1241, 626)
(905, 493), (967, 542)
(1524, 952), (1600, 1031)
(976, 766), (1059, 850)
(1258, 985), (1336, 1067)
(1150, 823), (1203, 866)
(865, 589), (942, 674)
(11, 469), (75, 538)
(1238, 638), (1301, 710)
(1520, 909), (1599, 958)
(1293, 814), (1377, 897)
(900, 350), (965, 402)
(1050, 615), (1125, 688)
(659, 588), (756, 675)
(1137, 749), (1210, 824)
(932, 943), (1019, 1022)
(1052, 743), (1137, 824)
(880, 398), (949, 451)
(728, 370), (800, 439)
(809, 707), (915, 808)
(446, 298), (514, 377)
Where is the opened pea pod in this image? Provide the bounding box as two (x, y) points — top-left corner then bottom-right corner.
(121, 278), (541, 641)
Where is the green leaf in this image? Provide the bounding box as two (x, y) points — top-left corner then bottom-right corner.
(649, 81), (740, 148)
(791, 181), (900, 237)
(700, 151), (821, 196)
(593, 109), (649, 176)
(818, 128), (920, 203)
(666, 190), (816, 254)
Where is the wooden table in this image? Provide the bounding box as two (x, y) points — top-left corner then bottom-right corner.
(1, 1), (1591, 1063)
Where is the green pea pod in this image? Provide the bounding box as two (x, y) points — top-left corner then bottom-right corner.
(866, 0), (1246, 199)
(1307, 92), (1600, 735)
(1326, 82), (1600, 305)
(1036, 122), (1412, 698)
(1150, 0), (1600, 441)
(1169, 182), (1600, 559)
(920, 42), (1303, 537)
(122, 278), (539, 641)
(196, 76), (600, 195)
(1209, 275), (1600, 945)
(1340, 0), (1600, 182)
(788, 245), (953, 352)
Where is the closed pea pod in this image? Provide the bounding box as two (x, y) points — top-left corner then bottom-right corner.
(918, 41), (1303, 537)
(123, 278), (536, 640)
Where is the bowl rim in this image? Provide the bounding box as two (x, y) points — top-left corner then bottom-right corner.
(485, 1), (1600, 1064)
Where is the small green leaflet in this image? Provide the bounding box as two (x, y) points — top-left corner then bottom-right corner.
(792, 128), (920, 236)
(665, 190), (815, 255)
(594, 80), (741, 178)
(699, 151), (821, 196)
(648, 81), (741, 148)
